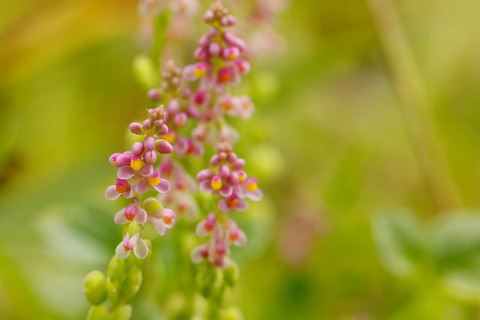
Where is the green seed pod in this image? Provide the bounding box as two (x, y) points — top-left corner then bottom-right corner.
(133, 54), (158, 89)
(108, 256), (125, 282)
(224, 262), (239, 287)
(86, 304), (109, 320)
(219, 307), (243, 320)
(112, 304), (132, 320)
(107, 280), (121, 307)
(122, 267), (143, 300)
(84, 270), (108, 306)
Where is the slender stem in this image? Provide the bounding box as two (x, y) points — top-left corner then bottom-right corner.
(365, 0), (461, 212)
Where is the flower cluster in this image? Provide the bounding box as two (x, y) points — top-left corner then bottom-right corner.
(192, 142), (262, 268)
(105, 105), (176, 259)
(198, 142), (262, 212)
(191, 213), (246, 268)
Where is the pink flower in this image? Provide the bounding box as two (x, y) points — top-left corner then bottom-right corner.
(135, 171), (170, 194)
(114, 198), (147, 224)
(218, 193), (248, 212)
(147, 208), (176, 235)
(115, 233), (149, 259)
(105, 179), (134, 200)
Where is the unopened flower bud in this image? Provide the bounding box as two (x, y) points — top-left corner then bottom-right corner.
(148, 88), (162, 101)
(86, 304), (108, 320)
(155, 139), (173, 154)
(106, 280), (120, 307)
(142, 119), (152, 130)
(84, 270), (107, 305)
(204, 9), (214, 22)
(112, 304), (132, 320)
(209, 42), (221, 56)
(174, 112), (188, 127)
(129, 122), (144, 135)
(107, 256), (125, 282)
(143, 150), (157, 164)
(122, 267), (143, 300)
(131, 142), (144, 156)
(144, 136), (155, 150)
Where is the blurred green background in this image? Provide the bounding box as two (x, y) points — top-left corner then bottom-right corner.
(2, 0), (480, 319)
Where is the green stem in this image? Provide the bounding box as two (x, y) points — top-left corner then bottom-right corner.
(364, 0), (461, 212)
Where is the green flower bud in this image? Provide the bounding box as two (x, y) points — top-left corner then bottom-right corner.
(112, 304), (132, 320)
(142, 198), (162, 213)
(126, 221), (140, 236)
(86, 304), (109, 320)
(122, 267), (143, 300)
(133, 54), (158, 88)
(84, 270), (107, 305)
(133, 239), (152, 268)
(107, 280), (121, 307)
(108, 256), (125, 282)
(195, 265), (216, 298)
(196, 266), (223, 298)
(224, 262), (239, 287)
(219, 307), (243, 320)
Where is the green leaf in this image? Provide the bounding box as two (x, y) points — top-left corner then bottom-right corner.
(371, 208), (428, 277)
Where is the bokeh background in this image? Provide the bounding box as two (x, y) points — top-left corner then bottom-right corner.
(2, 0), (480, 319)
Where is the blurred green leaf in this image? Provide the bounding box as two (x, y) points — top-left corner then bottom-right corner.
(371, 208), (428, 278)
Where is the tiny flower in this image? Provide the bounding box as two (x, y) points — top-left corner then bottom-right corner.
(222, 47), (240, 61)
(115, 233), (149, 259)
(148, 208), (176, 235)
(105, 179), (134, 200)
(196, 213), (218, 237)
(191, 244), (209, 263)
(218, 193), (248, 212)
(226, 221), (247, 246)
(114, 199), (147, 225)
(135, 171), (170, 194)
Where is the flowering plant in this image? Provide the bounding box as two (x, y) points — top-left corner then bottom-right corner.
(83, 2), (274, 319)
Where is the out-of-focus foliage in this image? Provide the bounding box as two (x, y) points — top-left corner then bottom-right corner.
(1, 0), (480, 319)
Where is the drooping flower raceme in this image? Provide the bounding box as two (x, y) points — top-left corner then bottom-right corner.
(84, 105), (178, 319)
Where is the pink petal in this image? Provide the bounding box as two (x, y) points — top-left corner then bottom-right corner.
(135, 208), (147, 224)
(234, 230), (247, 246)
(115, 243), (130, 259)
(236, 199), (248, 211)
(105, 185), (120, 200)
(197, 169), (215, 181)
(123, 188), (135, 199)
(195, 221), (209, 237)
(118, 166), (135, 179)
(153, 179), (170, 193)
(219, 184), (233, 197)
(149, 217), (166, 235)
(135, 180), (150, 194)
(190, 246), (205, 264)
(248, 189), (263, 201)
(200, 180), (213, 193)
(140, 164), (153, 177)
(114, 209), (128, 224)
(218, 199), (230, 212)
(134, 238), (149, 259)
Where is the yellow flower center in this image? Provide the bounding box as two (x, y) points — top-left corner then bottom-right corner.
(131, 158), (143, 171)
(211, 178), (222, 191)
(149, 176), (160, 186)
(246, 182), (257, 192)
